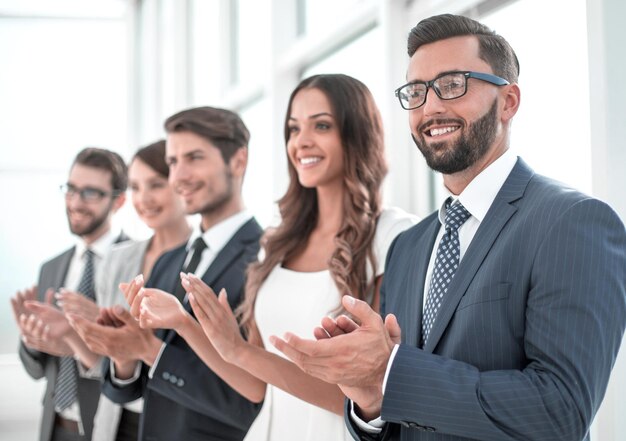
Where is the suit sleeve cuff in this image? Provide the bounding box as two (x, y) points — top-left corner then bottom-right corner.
(349, 400), (384, 433)
(383, 344), (400, 393)
(110, 359), (142, 386)
(148, 342), (167, 379)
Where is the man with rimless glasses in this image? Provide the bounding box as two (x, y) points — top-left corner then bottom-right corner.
(11, 147), (128, 441)
(273, 14), (626, 441)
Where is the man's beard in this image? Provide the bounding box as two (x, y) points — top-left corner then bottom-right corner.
(67, 203), (112, 237)
(412, 99), (498, 175)
(197, 169), (235, 217)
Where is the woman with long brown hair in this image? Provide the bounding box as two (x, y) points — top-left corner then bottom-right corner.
(133, 74), (416, 440)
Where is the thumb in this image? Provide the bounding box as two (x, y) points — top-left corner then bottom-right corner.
(341, 295), (378, 326)
(384, 314), (402, 344)
(112, 304), (134, 324)
(45, 289), (55, 305)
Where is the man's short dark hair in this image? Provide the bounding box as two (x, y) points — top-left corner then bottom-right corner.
(73, 147), (128, 193)
(407, 14), (520, 83)
(164, 106), (250, 164)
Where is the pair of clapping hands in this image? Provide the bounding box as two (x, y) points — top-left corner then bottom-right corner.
(11, 286), (99, 356)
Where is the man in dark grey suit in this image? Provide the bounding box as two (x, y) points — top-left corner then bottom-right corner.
(273, 14), (626, 441)
(11, 147), (128, 441)
(71, 107), (262, 440)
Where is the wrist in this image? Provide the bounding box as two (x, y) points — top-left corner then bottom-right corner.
(140, 334), (162, 367)
(114, 359), (137, 380)
(230, 340), (252, 365)
(175, 311), (194, 336)
(355, 401), (382, 422)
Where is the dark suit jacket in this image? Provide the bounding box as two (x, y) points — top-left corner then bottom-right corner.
(102, 218), (263, 441)
(347, 159), (626, 441)
(19, 232), (129, 441)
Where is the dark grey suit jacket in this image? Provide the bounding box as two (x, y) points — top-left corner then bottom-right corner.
(19, 233), (129, 441)
(347, 159), (626, 441)
(102, 218), (263, 441)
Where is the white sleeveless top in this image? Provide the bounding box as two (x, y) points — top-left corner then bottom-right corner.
(244, 207), (418, 441)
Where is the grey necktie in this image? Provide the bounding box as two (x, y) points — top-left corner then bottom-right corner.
(421, 200), (471, 347)
(55, 249), (96, 411)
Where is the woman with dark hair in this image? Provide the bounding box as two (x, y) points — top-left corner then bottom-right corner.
(61, 140), (190, 441)
(135, 75), (416, 440)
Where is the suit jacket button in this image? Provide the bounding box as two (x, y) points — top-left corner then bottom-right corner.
(169, 375), (178, 383)
(177, 378), (185, 387)
(162, 372), (170, 381)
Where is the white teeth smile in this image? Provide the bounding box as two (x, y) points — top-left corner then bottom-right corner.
(429, 126), (459, 137)
(299, 157), (322, 165)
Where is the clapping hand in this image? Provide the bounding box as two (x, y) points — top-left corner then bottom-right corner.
(271, 295), (402, 419)
(56, 288), (99, 321)
(184, 273), (245, 363)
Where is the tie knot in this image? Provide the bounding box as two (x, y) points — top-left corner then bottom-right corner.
(84, 249), (95, 261)
(444, 200), (471, 232)
(191, 237), (208, 252)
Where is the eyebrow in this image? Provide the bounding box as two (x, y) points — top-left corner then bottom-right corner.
(166, 148), (204, 160)
(289, 112), (334, 121)
(407, 69), (464, 83)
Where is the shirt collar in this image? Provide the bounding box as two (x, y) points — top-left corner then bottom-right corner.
(437, 150), (518, 225)
(74, 228), (119, 259)
(187, 210), (252, 254)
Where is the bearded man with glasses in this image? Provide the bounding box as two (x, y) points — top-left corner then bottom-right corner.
(11, 147), (129, 441)
(273, 13), (626, 441)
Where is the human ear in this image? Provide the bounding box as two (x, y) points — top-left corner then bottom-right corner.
(501, 83), (521, 122)
(229, 146), (248, 178)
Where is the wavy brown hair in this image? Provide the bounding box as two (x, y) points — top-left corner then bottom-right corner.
(238, 74), (388, 337)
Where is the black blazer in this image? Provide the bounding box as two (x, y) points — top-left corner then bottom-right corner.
(102, 218), (263, 441)
(346, 159), (626, 440)
(19, 232), (129, 441)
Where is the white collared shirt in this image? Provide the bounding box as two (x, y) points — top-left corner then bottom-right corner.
(182, 210), (253, 278)
(63, 228), (119, 295)
(353, 150), (519, 433)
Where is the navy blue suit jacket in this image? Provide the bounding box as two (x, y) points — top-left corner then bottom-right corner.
(347, 159), (626, 441)
(102, 218), (263, 441)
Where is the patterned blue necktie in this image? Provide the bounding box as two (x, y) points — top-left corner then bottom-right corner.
(421, 200), (471, 347)
(55, 249), (96, 411)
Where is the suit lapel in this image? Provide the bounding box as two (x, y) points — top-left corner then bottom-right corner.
(424, 159), (533, 351)
(404, 216), (439, 347)
(200, 218), (260, 288)
(52, 248), (75, 292)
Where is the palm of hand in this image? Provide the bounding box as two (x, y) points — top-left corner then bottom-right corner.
(195, 299), (243, 362)
(27, 301), (71, 339)
(140, 289), (186, 329)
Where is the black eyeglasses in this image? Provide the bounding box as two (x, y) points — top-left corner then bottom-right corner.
(60, 183), (118, 203)
(394, 71), (510, 110)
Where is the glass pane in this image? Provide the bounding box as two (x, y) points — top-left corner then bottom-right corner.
(302, 26), (385, 113)
(0, 18), (128, 170)
(482, 0), (591, 194)
(0, 0), (126, 18)
(190, 0), (222, 104)
(304, 0), (374, 35)
(240, 97), (279, 228)
(235, 0), (271, 86)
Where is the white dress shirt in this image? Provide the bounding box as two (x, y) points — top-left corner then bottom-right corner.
(352, 150), (518, 433)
